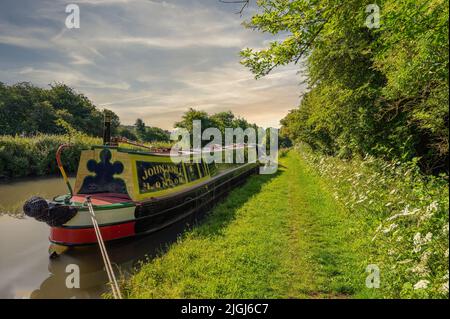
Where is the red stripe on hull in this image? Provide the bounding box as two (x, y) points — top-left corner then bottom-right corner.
(50, 222), (136, 245)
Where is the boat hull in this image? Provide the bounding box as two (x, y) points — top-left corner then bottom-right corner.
(49, 163), (258, 246)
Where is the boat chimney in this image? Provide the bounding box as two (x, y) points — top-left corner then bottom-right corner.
(103, 112), (111, 145)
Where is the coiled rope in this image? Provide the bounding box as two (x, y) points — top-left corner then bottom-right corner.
(85, 196), (122, 299)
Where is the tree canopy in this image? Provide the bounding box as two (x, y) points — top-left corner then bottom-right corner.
(128, 118), (170, 143)
(0, 82), (120, 137)
(241, 0), (448, 173)
(175, 108), (257, 133)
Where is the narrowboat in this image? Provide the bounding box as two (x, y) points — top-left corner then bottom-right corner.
(23, 122), (259, 251)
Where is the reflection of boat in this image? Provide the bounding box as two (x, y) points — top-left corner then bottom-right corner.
(24, 117), (258, 247)
(30, 213), (199, 298)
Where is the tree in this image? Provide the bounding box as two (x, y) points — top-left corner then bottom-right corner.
(145, 127), (170, 142)
(240, 0), (449, 173)
(174, 108), (215, 133)
(135, 118), (147, 141)
(210, 111), (235, 135)
(118, 127), (138, 141)
(132, 119), (170, 142)
(0, 82), (121, 137)
(174, 108), (258, 146)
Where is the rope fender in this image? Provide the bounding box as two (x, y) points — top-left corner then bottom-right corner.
(23, 196), (77, 227)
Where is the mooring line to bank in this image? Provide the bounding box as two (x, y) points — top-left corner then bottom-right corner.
(85, 196), (122, 299)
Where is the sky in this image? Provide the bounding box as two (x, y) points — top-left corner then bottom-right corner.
(0, 0), (305, 129)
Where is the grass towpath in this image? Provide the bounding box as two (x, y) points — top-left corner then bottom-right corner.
(124, 151), (372, 298)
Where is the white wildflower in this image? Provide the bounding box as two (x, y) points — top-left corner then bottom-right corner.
(427, 201), (439, 213)
(388, 249), (396, 255)
(413, 232), (422, 253)
(411, 251), (431, 276)
(412, 232), (432, 253)
(443, 223), (449, 235)
(413, 232), (421, 243)
(440, 272), (449, 294)
(413, 280), (430, 290)
(441, 281), (449, 294)
(383, 223), (398, 234)
(387, 206), (418, 221)
(420, 201), (439, 222)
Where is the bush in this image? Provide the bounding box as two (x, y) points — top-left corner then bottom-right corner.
(0, 134), (175, 179)
(297, 144), (449, 298)
(0, 134), (101, 179)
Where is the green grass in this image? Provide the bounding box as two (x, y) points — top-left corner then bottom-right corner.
(124, 151), (376, 298)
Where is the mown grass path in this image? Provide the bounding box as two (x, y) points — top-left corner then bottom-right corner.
(125, 151), (369, 298)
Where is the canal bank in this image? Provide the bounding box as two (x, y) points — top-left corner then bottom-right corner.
(123, 151), (373, 299)
(0, 153), (367, 299)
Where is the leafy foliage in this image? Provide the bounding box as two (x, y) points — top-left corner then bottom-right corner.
(117, 127), (138, 141)
(241, 0), (449, 174)
(0, 133), (101, 179)
(174, 108), (259, 145)
(0, 82), (120, 137)
(130, 118), (170, 143)
(0, 132), (173, 179)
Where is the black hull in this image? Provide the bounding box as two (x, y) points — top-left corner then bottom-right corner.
(50, 163), (259, 246)
(134, 163), (259, 235)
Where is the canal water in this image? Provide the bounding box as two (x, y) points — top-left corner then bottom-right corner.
(0, 177), (195, 299)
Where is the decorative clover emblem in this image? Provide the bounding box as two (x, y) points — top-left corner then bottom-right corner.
(79, 149), (128, 195)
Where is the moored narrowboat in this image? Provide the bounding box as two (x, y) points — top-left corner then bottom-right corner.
(23, 134), (259, 248)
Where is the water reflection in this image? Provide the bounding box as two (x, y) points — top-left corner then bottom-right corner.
(29, 212), (201, 299)
(0, 176), (205, 299)
(0, 177), (75, 215)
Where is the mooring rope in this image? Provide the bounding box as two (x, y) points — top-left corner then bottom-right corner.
(85, 196), (122, 299)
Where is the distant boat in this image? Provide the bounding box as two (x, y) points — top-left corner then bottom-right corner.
(23, 120), (258, 250)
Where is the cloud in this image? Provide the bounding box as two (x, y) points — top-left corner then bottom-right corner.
(69, 53), (95, 65)
(0, 35), (48, 49)
(0, 0), (304, 129)
(94, 63), (304, 129)
(95, 35), (244, 49)
(15, 65), (131, 90)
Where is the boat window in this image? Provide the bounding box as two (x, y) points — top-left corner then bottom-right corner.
(208, 162), (217, 176)
(185, 163), (201, 182)
(198, 160), (207, 177)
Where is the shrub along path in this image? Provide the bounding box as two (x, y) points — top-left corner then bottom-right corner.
(124, 151), (373, 298)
